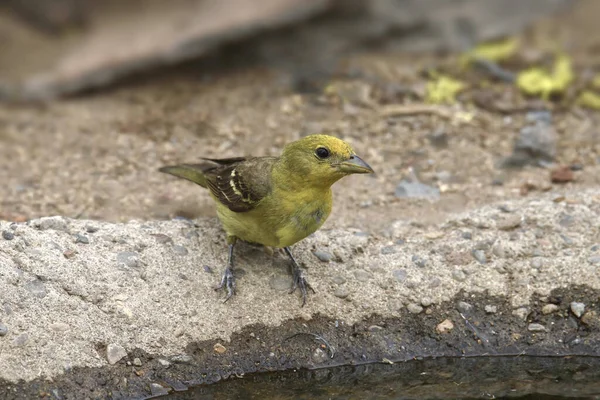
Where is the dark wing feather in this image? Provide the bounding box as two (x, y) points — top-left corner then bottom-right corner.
(204, 157), (275, 213)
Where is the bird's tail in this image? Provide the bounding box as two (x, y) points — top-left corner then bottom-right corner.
(158, 164), (211, 188)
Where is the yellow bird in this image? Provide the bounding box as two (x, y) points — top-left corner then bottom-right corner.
(159, 134), (374, 306)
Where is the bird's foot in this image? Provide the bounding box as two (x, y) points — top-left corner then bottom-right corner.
(290, 265), (315, 307)
(215, 266), (236, 302)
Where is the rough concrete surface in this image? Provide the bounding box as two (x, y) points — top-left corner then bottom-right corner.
(0, 188), (599, 397)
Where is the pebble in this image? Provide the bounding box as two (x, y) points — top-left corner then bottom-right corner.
(588, 255), (600, 265)
(311, 347), (329, 364)
(152, 233), (173, 244)
(436, 319), (454, 334)
(85, 225), (99, 233)
(471, 249), (487, 264)
(528, 323), (546, 332)
(172, 245), (188, 256)
(106, 343), (127, 364)
(213, 343), (227, 354)
(496, 215), (522, 230)
(25, 279), (47, 299)
(530, 258), (543, 269)
(150, 383), (170, 397)
(570, 302), (585, 318)
(331, 275), (346, 285)
(412, 255), (427, 268)
(380, 246), (397, 255)
(485, 305), (498, 314)
(63, 249), (77, 259)
(581, 311), (599, 329)
(457, 301), (473, 313)
(269, 275), (291, 291)
(542, 304), (559, 315)
(2, 230), (14, 240)
(133, 358), (142, 367)
(503, 114), (556, 167)
(333, 287), (350, 299)
(407, 303), (423, 314)
(550, 165), (575, 183)
(452, 269), (467, 282)
(0, 322), (8, 336)
(395, 180), (440, 200)
(12, 333), (28, 346)
(421, 297), (433, 307)
(512, 307), (529, 321)
(117, 252), (139, 268)
(171, 354), (193, 364)
(392, 269), (407, 283)
(37, 217), (68, 232)
(368, 325), (384, 332)
(49, 323), (70, 332)
(312, 249), (333, 262)
(461, 231), (472, 240)
(353, 269), (372, 282)
(158, 359), (171, 367)
(429, 277), (441, 288)
(74, 234), (89, 244)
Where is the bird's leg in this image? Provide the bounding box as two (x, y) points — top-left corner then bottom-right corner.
(284, 247), (315, 307)
(215, 237), (236, 302)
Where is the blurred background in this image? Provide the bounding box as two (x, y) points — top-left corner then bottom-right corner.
(0, 0), (598, 236)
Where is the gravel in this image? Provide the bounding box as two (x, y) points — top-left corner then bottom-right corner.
(312, 249), (333, 262)
(570, 302), (585, 318)
(2, 230), (14, 240)
(407, 303), (424, 314)
(0, 323), (8, 336)
(528, 323), (546, 332)
(106, 343), (127, 365)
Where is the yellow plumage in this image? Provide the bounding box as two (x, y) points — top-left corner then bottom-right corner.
(160, 134), (373, 306)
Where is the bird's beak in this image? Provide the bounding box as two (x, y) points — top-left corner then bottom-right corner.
(336, 155), (374, 174)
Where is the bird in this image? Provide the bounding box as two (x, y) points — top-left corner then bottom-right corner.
(159, 134), (374, 306)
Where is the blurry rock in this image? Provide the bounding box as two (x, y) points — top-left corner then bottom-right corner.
(502, 111), (557, 168)
(550, 165), (575, 183)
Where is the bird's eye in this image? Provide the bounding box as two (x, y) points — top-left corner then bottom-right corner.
(315, 147), (330, 159)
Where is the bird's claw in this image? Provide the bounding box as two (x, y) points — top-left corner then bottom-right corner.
(215, 266), (236, 302)
(290, 266), (315, 307)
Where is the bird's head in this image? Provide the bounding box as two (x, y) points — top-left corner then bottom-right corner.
(279, 134), (374, 187)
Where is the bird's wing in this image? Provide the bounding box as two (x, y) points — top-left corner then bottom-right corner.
(204, 156), (275, 213)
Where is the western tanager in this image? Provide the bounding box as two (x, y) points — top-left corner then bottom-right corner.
(159, 134), (374, 306)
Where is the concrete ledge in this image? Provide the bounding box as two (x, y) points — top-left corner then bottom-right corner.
(0, 189), (599, 398)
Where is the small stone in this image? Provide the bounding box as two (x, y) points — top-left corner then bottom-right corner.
(49, 323), (70, 332)
(581, 311), (600, 329)
(412, 255), (427, 268)
(550, 165), (574, 183)
(12, 333), (28, 346)
(117, 252), (139, 268)
(2, 230), (14, 240)
(429, 277), (441, 288)
(269, 275), (291, 291)
(541, 304), (559, 315)
(421, 297), (433, 307)
(353, 269), (372, 282)
(85, 225), (99, 233)
(37, 217), (68, 231)
(214, 343), (227, 354)
(436, 319), (454, 334)
(457, 301), (473, 313)
(452, 269), (467, 282)
(496, 215), (522, 230)
(172, 245), (188, 256)
(331, 275), (346, 285)
(588, 255), (600, 265)
(311, 347), (329, 364)
(0, 323), (8, 336)
(395, 180), (440, 200)
(133, 358), (142, 367)
(333, 286), (350, 299)
(106, 343), (127, 364)
(63, 249), (77, 259)
(151, 233), (173, 244)
(150, 383), (170, 396)
(312, 249), (333, 262)
(171, 354), (193, 364)
(368, 325), (384, 332)
(512, 307), (529, 321)
(203, 266), (213, 274)
(392, 269), (407, 283)
(461, 231), (472, 240)
(570, 302), (585, 318)
(25, 279), (47, 299)
(485, 305), (497, 314)
(158, 359), (171, 367)
(407, 303), (423, 314)
(530, 258), (543, 269)
(471, 249), (486, 264)
(380, 246), (397, 255)
(74, 234), (89, 244)
(528, 323), (546, 332)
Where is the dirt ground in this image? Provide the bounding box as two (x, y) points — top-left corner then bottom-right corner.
(1, 0), (599, 236)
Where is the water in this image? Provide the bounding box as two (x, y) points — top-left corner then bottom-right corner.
(164, 356), (600, 400)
